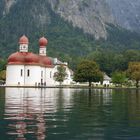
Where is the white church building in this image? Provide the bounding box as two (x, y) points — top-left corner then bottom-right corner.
(6, 35), (73, 87)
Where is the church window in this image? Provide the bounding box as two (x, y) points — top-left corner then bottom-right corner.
(27, 69), (30, 77)
(50, 72), (52, 78)
(41, 71), (43, 77)
(21, 69), (23, 77)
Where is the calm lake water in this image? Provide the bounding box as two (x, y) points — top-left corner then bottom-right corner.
(0, 88), (140, 140)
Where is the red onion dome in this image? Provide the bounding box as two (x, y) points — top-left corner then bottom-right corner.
(39, 37), (48, 47)
(19, 35), (29, 44)
(40, 56), (52, 66)
(8, 52), (25, 64)
(24, 53), (40, 64)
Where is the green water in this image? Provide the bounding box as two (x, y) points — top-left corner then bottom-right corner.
(0, 88), (140, 140)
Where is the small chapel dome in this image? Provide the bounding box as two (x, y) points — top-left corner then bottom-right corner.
(39, 37), (48, 47)
(19, 35), (29, 44)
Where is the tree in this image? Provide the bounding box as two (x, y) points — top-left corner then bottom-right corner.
(0, 70), (6, 81)
(127, 62), (140, 88)
(54, 65), (67, 85)
(124, 50), (140, 62)
(74, 60), (103, 87)
(0, 59), (7, 71)
(112, 71), (126, 87)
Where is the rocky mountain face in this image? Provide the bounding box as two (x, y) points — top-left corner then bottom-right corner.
(1, 0), (140, 39)
(48, 0), (115, 39)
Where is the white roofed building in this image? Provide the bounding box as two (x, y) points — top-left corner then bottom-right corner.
(103, 74), (112, 86)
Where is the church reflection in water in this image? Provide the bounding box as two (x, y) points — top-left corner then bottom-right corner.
(2, 87), (140, 140)
(4, 88), (74, 140)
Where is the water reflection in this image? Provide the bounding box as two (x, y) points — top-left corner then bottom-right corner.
(5, 88), (44, 140)
(0, 88), (140, 140)
(4, 88), (76, 140)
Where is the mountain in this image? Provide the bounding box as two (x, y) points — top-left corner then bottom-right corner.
(48, 0), (140, 38)
(0, 0), (140, 60)
(106, 0), (140, 32)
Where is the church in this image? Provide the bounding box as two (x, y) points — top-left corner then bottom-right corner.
(6, 35), (73, 86)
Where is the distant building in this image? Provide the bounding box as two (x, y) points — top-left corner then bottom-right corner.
(92, 73), (112, 87)
(6, 35), (73, 86)
(102, 74), (112, 86)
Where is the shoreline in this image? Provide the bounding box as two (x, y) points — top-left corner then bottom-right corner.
(0, 85), (139, 90)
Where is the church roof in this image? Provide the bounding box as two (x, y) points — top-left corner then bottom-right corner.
(104, 74), (111, 81)
(8, 52), (52, 67)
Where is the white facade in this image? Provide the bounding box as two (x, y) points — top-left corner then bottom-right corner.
(6, 64), (73, 87)
(6, 65), (25, 86)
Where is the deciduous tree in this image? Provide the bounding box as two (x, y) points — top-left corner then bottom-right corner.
(112, 71), (126, 87)
(54, 65), (67, 85)
(74, 60), (103, 87)
(127, 62), (140, 88)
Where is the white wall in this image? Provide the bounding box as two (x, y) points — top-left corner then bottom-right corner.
(45, 67), (56, 86)
(103, 80), (110, 85)
(6, 65), (42, 86)
(6, 64), (73, 87)
(24, 65), (41, 86)
(6, 65), (25, 86)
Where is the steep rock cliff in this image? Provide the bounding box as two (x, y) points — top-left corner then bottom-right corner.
(48, 0), (115, 39)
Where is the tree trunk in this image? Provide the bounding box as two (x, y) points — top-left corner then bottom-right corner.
(59, 81), (62, 86)
(136, 80), (139, 88)
(89, 81), (92, 87)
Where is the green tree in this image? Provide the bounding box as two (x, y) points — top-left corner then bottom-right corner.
(74, 60), (103, 87)
(0, 59), (7, 71)
(124, 50), (140, 62)
(127, 62), (140, 88)
(112, 71), (126, 87)
(54, 65), (67, 85)
(0, 70), (6, 81)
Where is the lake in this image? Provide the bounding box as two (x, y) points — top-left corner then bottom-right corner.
(0, 88), (140, 140)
